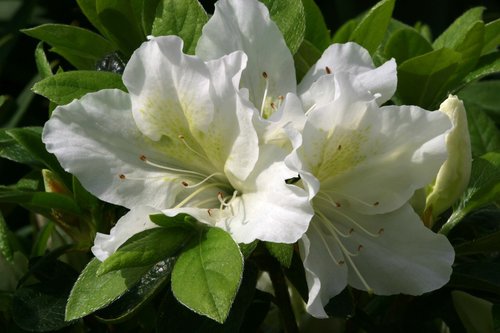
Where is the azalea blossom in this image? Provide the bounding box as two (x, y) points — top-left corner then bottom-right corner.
(42, 35), (313, 260)
(285, 73), (455, 318)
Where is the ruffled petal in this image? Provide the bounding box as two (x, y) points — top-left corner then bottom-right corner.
(196, 0), (296, 111)
(42, 89), (186, 209)
(91, 206), (159, 261)
(298, 42), (397, 107)
(299, 220), (348, 318)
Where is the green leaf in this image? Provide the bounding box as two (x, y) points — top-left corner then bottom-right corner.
(458, 80), (500, 123)
(349, 0), (395, 55)
(265, 242), (293, 268)
(450, 263), (500, 295)
(482, 18), (500, 55)
(130, 0), (162, 36)
(433, 7), (484, 49)
(171, 227), (244, 323)
(331, 18), (357, 44)
(76, 0), (112, 44)
(149, 213), (197, 228)
(0, 211), (13, 261)
(0, 128), (41, 166)
(65, 258), (150, 320)
(453, 21), (485, 75)
(396, 48), (461, 108)
(6, 127), (70, 185)
(97, 227), (193, 275)
(34, 42), (52, 78)
(12, 284), (72, 332)
(465, 104), (500, 156)
(32, 70), (126, 105)
(455, 229), (500, 255)
(301, 0), (330, 51)
(261, 0), (306, 54)
(22, 24), (116, 70)
(151, 0), (208, 55)
(294, 39), (322, 82)
(452, 291), (494, 333)
(462, 53), (500, 86)
(440, 153), (500, 235)
(96, 0), (146, 56)
(384, 28), (433, 64)
(96, 259), (173, 323)
(31, 221), (55, 257)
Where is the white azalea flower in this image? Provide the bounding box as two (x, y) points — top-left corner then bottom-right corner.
(43, 36), (313, 260)
(285, 73), (455, 318)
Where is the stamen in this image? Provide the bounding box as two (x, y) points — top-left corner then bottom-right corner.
(324, 189), (381, 208)
(337, 145), (342, 151)
(183, 172), (223, 189)
(316, 192), (342, 209)
(260, 72), (269, 117)
(270, 102), (276, 110)
(304, 103), (316, 116)
(277, 95), (284, 109)
(325, 66), (332, 74)
(178, 135), (208, 161)
(316, 211), (352, 239)
(332, 208), (382, 238)
(140, 155), (206, 177)
(119, 174), (126, 180)
(311, 223), (344, 265)
(207, 209), (212, 216)
(174, 183), (221, 209)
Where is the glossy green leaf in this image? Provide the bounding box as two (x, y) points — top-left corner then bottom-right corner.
(452, 291), (494, 333)
(455, 229), (500, 255)
(451, 263), (500, 295)
(453, 21), (485, 75)
(65, 258), (150, 321)
(349, 0), (395, 54)
(149, 213), (197, 229)
(384, 28), (433, 64)
(265, 242), (293, 268)
(441, 153), (500, 234)
(31, 221), (55, 257)
(458, 80), (500, 123)
(76, 0), (111, 44)
(98, 227), (193, 275)
(0, 128), (41, 166)
(6, 127), (70, 185)
(294, 39), (322, 82)
(96, 259), (174, 323)
(32, 70), (126, 105)
(462, 53), (500, 86)
(171, 227), (244, 323)
(96, 0), (146, 56)
(301, 0), (330, 51)
(465, 104), (500, 156)
(22, 24), (115, 70)
(261, 0), (306, 54)
(130, 0), (161, 36)
(151, 0), (208, 55)
(331, 18), (357, 44)
(12, 284), (72, 332)
(433, 7), (484, 49)
(482, 18), (500, 55)
(34, 42), (52, 78)
(396, 48), (461, 108)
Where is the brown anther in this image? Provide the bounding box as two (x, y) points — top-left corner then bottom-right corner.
(278, 95), (284, 101)
(217, 192), (224, 198)
(335, 202), (341, 208)
(378, 228), (384, 234)
(207, 209), (212, 216)
(270, 102), (276, 110)
(349, 228), (354, 234)
(262, 71), (268, 79)
(119, 174), (126, 180)
(373, 201), (380, 206)
(358, 245), (364, 252)
(140, 155), (147, 161)
(181, 181), (189, 187)
(338, 260), (345, 265)
(337, 144), (342, 150)
(178, 134), (185, 140)
(325, 66), (332, 74)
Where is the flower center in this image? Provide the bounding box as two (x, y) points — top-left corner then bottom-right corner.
(259, 72), (284, 119)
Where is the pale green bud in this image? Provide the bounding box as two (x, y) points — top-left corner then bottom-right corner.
(424, 95), (472, 227)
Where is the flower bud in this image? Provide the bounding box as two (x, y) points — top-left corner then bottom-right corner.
(424, 95), (472, 227)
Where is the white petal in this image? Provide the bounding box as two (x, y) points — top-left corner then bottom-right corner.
(298, 42), (397, 106)
(91, 206), (159, 261)
(322, 204), (454, 295)
(196, 0), (296, 109)
(299, 221), (347, 318)
(299, 75), (452, 214)
(42, 89), (185, 209)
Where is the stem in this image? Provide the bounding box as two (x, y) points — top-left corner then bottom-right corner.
(267, 258), (299, 333)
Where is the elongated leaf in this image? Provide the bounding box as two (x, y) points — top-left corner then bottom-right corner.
(482, 18), (500, 55)
(349, 0), (395, 54)
(465, 104), (500, 156)
(171, 227), (243, 323)
(76, 0), (111, 44)
(433, 7), (484, 49)
(65, 258), (150, 320)
(301, 0), (330, 51)
(384, 28), (433, 64)
(22, 24), (115, 70)
(453, 21), (485, 75)
(34, 42), (52, 78)
(455, 229), (500, 255)
(0, 129), (40, 166)
(0, 187), (81, 215)
(149, 213), (197, 228)
(332, 18), (357, 44)
(32, 70), (126, 105)
(441, 153), (500, 234)
(261, 0), (306, 54)
(396, 48), (461, 108)
(0, 212), (13, 261)
(130, 0), (161, 36)
(452, 291), (494, 333)
(459, 80), (500, 123)
(96, 259), (173, 323)
(151, 0), (208, 55)
(97, 227), (193, 275)
(96, 0), (145, 56)
(462, 53), (500, 86)
(450, 263), (500, 295)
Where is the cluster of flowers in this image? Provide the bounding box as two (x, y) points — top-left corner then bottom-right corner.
(43, 0), (457, 318)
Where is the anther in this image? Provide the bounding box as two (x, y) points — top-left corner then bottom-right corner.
(338, 260), (345, 265)
(373, 201), (380, 206)
(357, 245), (363, 252)
(337, 145), (342, 150)
(207, 209), (212, 216)
(378, 228), (384, 235)
(260, 72), (270, 117)
(348, 228), (354, 235)
(181, 181), (189, 187)
(270, 102), (276, 110)
(335, 202), (341, 208)
(178, 134), (185, 140)
(140, 155), (147, 161)
(325, 66), (332, 74)
(262, 71), (268, 79)
(119, 174), (126, 180)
